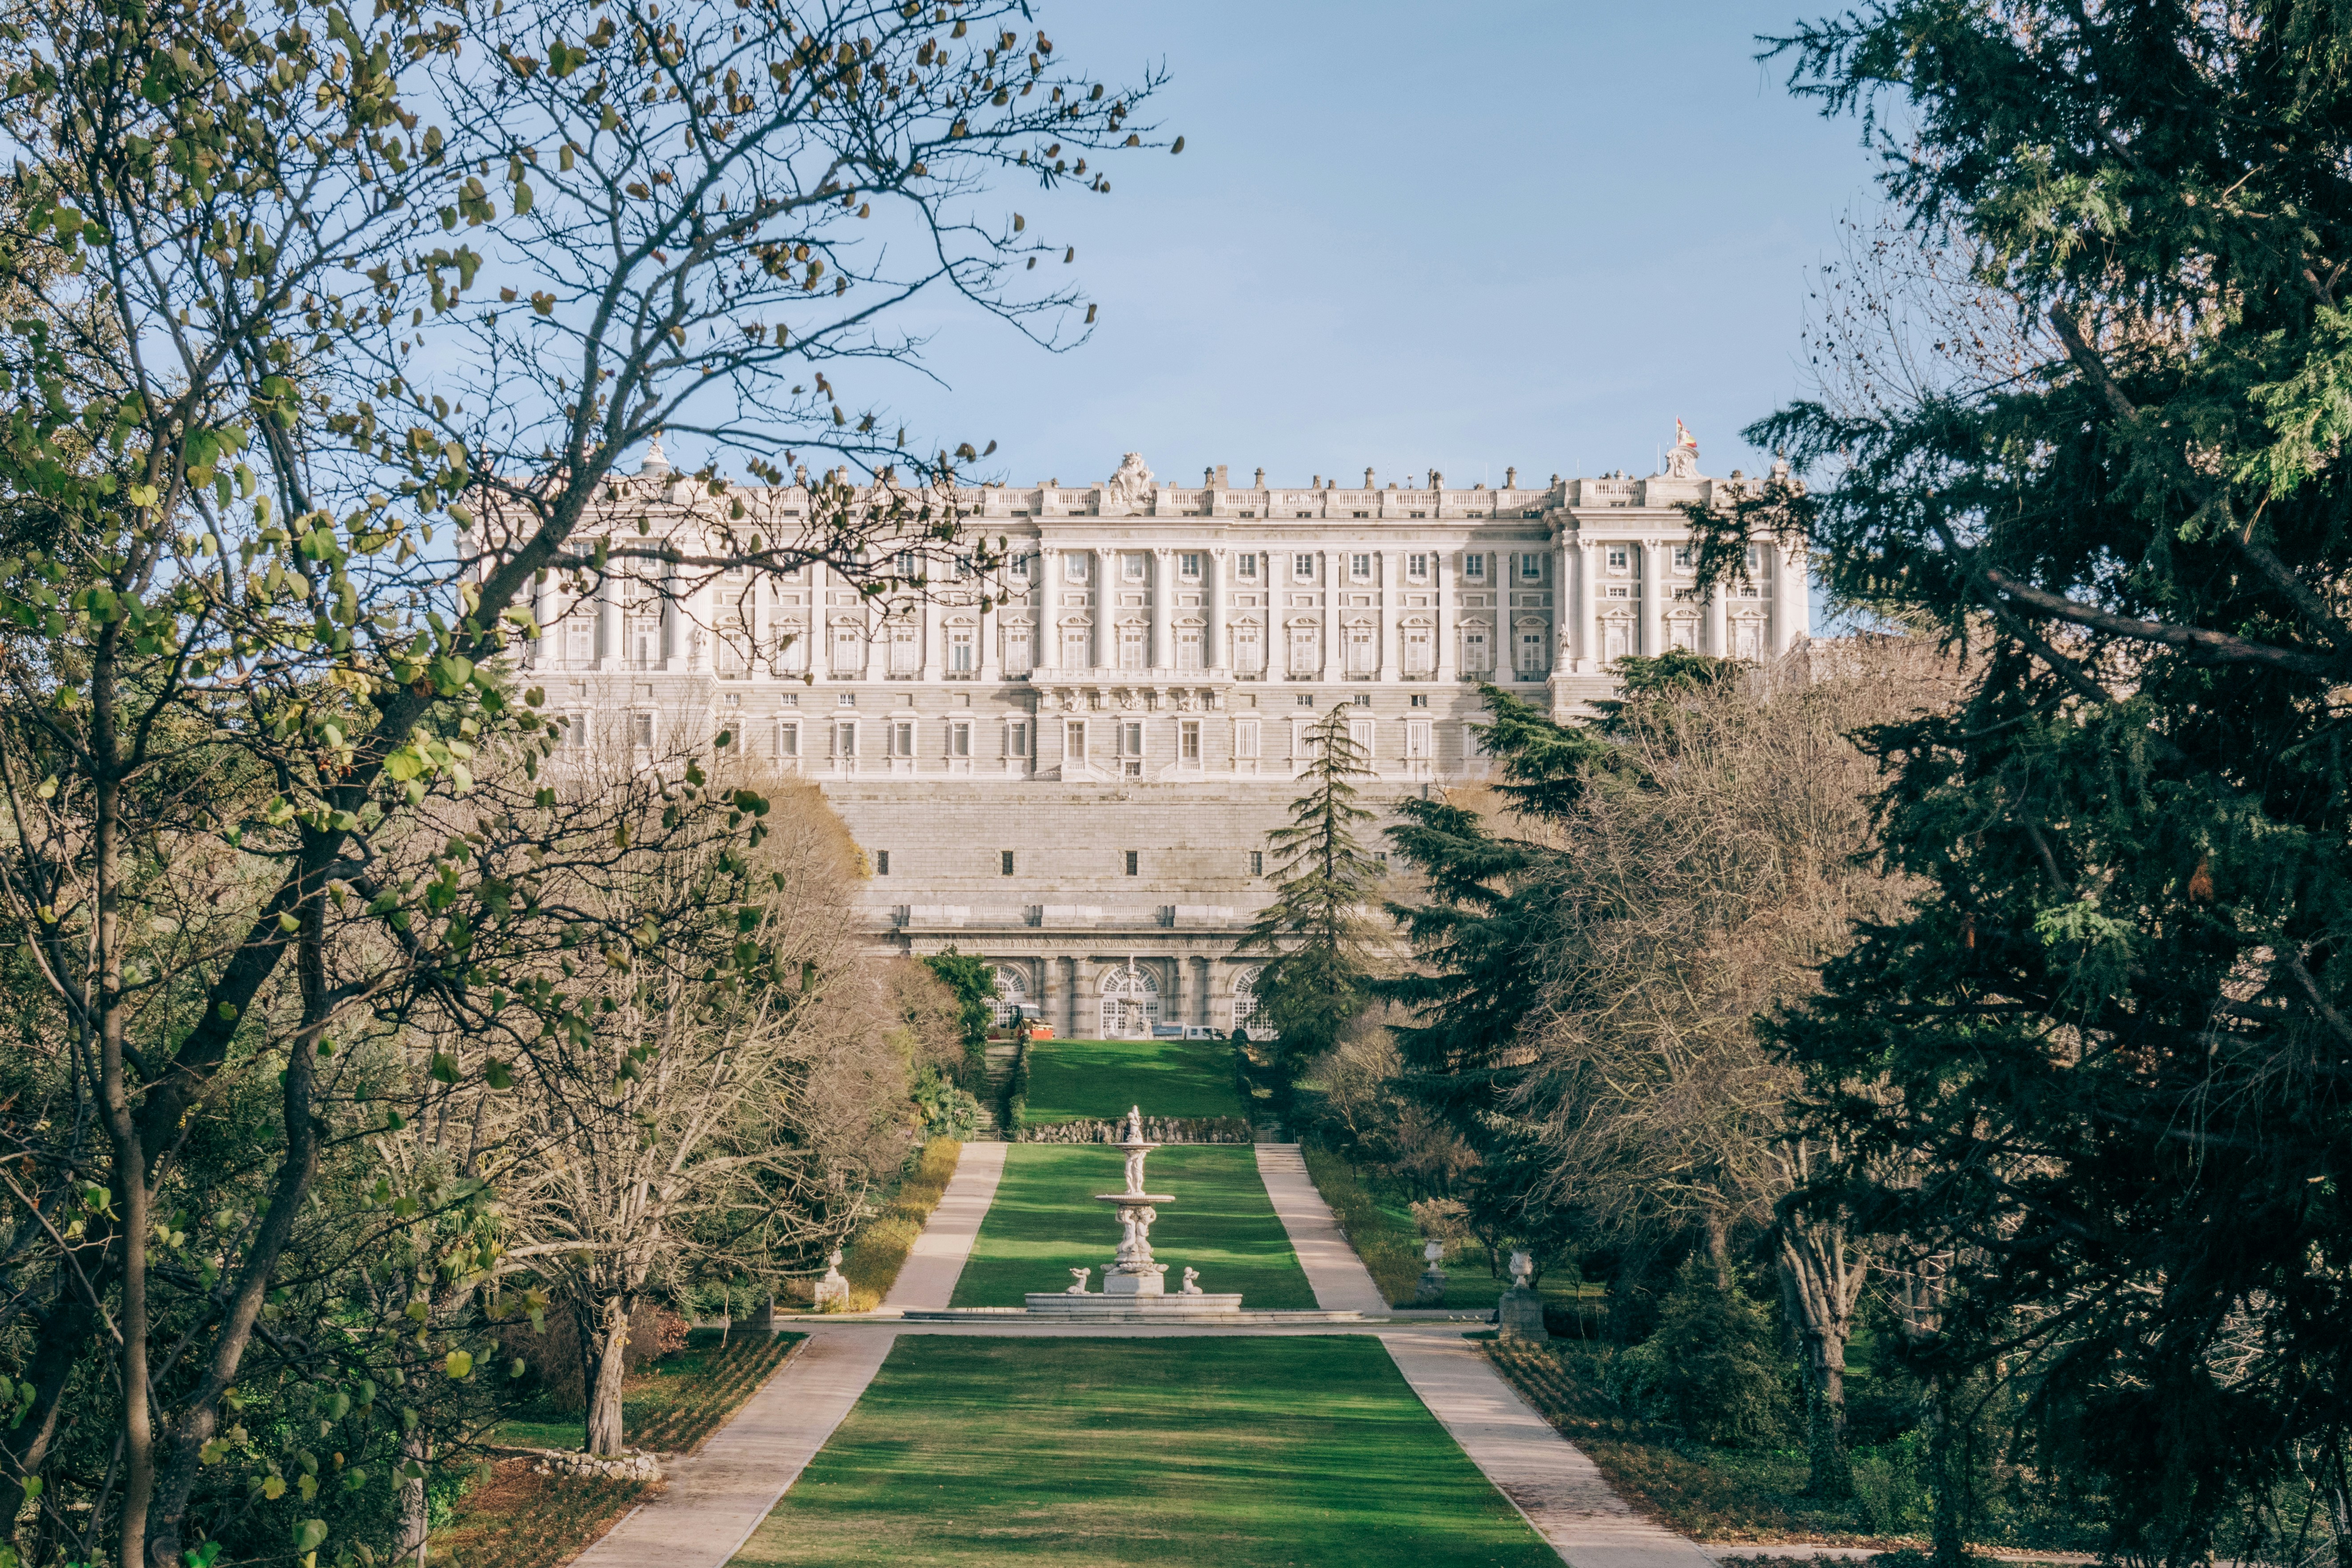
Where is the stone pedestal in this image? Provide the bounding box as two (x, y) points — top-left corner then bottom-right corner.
(1496, 1285), (1549, 1342)
(1414, 1268), (1448, 1307)
(811, 1248), (851, 1313)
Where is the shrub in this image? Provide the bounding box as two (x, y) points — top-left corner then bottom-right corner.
(832, 1136), (961, 1310)
(1615, 1258), (1791, 1447)
(498, 1304), (688, 1415)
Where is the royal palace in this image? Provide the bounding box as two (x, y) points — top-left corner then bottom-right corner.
(517, 445), (1808, 1041)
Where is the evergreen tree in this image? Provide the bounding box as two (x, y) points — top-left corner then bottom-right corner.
(923, 946), (998, 1085)
(1694, 5), (2352, 1556)
(1240, 706), (1390, 1104)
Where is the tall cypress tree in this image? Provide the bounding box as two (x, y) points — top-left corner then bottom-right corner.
(1688, 7), (2352, 1556)
(1239, 705), (1389, 1103)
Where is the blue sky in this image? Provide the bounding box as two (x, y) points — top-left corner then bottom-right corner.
(855, 0), (1885, 493)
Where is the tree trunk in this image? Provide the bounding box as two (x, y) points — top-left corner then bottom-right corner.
(396, 1427), (429, 1568)
(580, 1296), (634, 1456)
(1924, 1375), (1969, 1568)
(92, 627), (154, 1568)
(1703, 1212), (1731, 1292)
(145, 901), (331, 1568)
(1776, 1215), (1862, 1502)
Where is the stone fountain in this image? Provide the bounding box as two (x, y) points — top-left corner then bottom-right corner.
(1024, 1105), (1244, 1317)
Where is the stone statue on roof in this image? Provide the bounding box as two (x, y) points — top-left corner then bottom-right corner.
(1103, 452), (1155, 514)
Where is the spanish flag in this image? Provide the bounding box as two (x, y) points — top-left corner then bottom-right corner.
(1674, 418), (1699, 453)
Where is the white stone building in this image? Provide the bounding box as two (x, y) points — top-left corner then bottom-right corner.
(513, 447), (1806, 1039)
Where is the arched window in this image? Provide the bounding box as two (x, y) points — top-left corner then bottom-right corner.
(1232, 966), (1263, 1032)
(989, 966), (1029, 1027)
(1099, 966), (1161, 1038)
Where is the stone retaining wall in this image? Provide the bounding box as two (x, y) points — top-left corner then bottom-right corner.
(1016, 1115), (1252, 1145)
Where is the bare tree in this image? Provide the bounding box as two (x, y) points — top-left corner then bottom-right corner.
(1507, 640), (1959, 1492)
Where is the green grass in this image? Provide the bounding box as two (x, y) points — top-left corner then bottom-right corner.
(732, 1337), (1561, 1567)
(1300, 1141), (1601, 1313)
(1020, 1037), (1247, 1123)
(493, 1329), (801, 1454)
(947, 1144), (1315, 1308)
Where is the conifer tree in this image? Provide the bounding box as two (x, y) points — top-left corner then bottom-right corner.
(1686, 5), (2352, 1554)
(1239, 706), (1390, 1105)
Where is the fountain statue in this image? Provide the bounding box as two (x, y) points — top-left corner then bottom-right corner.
(1018, 1104), (1253, 1318)
(1096, 1105), (1175, 1296)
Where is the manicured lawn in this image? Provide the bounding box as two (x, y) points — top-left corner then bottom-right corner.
(732, 1337), (1561, 1567)
(1021, 1037), (1247, 1123)
(947, 1144), (1315, 1308)
(492, 1329), (800, 1453)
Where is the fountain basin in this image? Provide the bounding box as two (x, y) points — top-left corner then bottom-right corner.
(1021, 1292), (1247, 1317)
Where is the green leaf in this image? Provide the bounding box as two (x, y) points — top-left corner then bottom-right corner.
(293, 1519), (328, 1555)
(443, 1350), (473, 1380)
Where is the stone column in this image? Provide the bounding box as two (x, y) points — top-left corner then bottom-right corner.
(979, 581), (1001, 683)
(595, 555), (622, 670)
(919, 586), (943, 681)
(1578, 541), (1599, 672)
(1094, 547), (1114, 670)
(1205, 548), (1226, 671)
(1553, 529), (1575, 674)
(1706, 582), (1729, 656)
(531, 572), (557, 669)
(1151, 547), (1174, 673)
(1039, 956), (1060, 1042)
(1071, 956), (1094, 1039)
(1320, 552), (1338, 680)
(1168, 957), (1185, 1032)
(863, 590), (883, 681)
(1037, 545), (1060, 674)
(1639, 542), (1665, 657)
(1774, 542), (1809, 651)
(1434, 551), (1454, 682)
(1380, 549), (1403, 681)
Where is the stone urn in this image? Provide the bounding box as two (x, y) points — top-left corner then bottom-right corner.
(1495, 1248), (1548, 1342)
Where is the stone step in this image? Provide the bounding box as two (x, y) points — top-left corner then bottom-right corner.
(897, 1306), (1369, 1325)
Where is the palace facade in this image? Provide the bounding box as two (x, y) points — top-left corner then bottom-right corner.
(516, 447), (1806, 1040)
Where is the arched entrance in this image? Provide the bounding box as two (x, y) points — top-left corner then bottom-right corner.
(1099, 966), (1160, 1039)
(988, 965), (1029, 1028)
(1231, 966), (1263, 1033)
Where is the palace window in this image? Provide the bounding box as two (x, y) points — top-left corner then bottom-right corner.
(891, 720), (915, 756)
(1673, 543), (1694, 570)
(1125, 850), (1140, 876)
(1607, 546), (1630, 572)
(1001, 850), (1016, 876)
(1180, 719), (1201, 763)
(1250, 851), (1264, 876)
(875, 850), (890, 875)
(949, 625), (975, 673)
(777, 720), (800, 759)
(1292, 553), (1316, 582)
(1233, 624), (1264, 675)
(836, 720), (859, 757)
(949, 720), (972, 758)
(1064, 553), (1088, 582)
(1350, 553), (1372, 581)
(1235, 719), (1261, 759)
(1008, 720), (1029, 758)
(629, 712), (655, 750)
(1004, 625), (1033, 675)
(1237, 553), (1258, 579)
(1406, 719), (1432, 759)
(1407, 553), (1428, 581)
(1123, 553), (1147, 582)
(1519, 553), (1542, 580)
(1180, 552), (1202, 579)
(1463, 553), (1486, 581)
(1119, 625), (1148, 670)
(1064, 718), (1087, 760)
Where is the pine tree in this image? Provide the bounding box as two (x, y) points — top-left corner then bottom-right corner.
(1239, 706), (1390, 1105)
(1688, 7), (2352, 1555)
